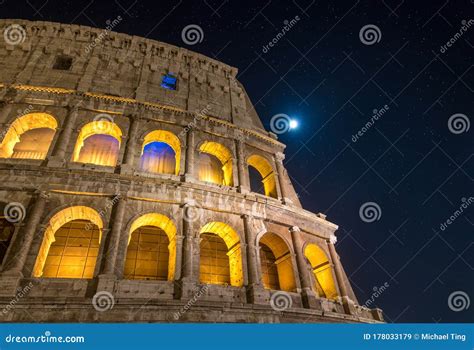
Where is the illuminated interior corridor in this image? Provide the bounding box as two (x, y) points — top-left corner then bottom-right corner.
(258, 232), (297, 292)
(198, 142), (233, 186)
(304, 244), (338, 300)
(140, 130), (180, 175)
(0, 113), (57, 160)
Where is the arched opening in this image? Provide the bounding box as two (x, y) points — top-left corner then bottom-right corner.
(140, 130), (180, 175)
(0, 113), (57, 159)
(198, 141), (233, 186)
(0, 216), (15, 264)
(33, 206), (103, 279)
(304, 243), (338, 300)
(72, 121), (122, 167)
(247, 155), (277, 198)
(199, 222), (243, 287)
(124, 213), (177, 281)
(258, 232), (296, 292)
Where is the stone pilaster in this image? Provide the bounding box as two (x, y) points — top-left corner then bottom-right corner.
(177, 202), (199, 299)
(235, 137), (249, 193)
(120, 115), (140, 174)
(0, 192), (47, 296)
(242, 214), (267, 304)
(0, 102), (13, 127)
(184, 128), (196, 182)
(289, 226), (320, 309)
(98, 195), (127, 291)
(275, 152), (292, 204)
(48, 106), (79, 166)
(327, 236), (356, 315)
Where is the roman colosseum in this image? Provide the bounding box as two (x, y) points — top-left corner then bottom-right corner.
(0, 19), (383, 323)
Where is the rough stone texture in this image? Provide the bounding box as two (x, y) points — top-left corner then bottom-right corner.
(0, 19), (383, 323)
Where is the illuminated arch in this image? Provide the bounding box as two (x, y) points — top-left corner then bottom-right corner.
(72, 121), (122, 166)
(304, 243), (338, 300)
(140, 130), (181, 175)
(125, 213), (177, 281)
(0, 113), (57, 159)
(258, 232), (297, 292)
(33, 206), (103, 278)
(198, 141), (233, 186)
(199, 221), (243, 287)
(247, 154), (277, 198)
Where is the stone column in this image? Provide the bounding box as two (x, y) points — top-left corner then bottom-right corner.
(275, 152), (291, 204)
(235, 137), (249, 193)
(1, 192), (47, 276)
(327, 236), (355, 315)
(48, 106), (79, 166)
(289, 226), (320, 309)
(177, 202), (200, 299)
(184, 128), (196, 182)
(100, 196), (127, 277)
(242, 214), (267, 304)
(173, 235), (184, 280)
(121, 115), (140, 174)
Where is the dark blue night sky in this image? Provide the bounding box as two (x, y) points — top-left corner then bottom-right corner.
(3, 0), (472, 323)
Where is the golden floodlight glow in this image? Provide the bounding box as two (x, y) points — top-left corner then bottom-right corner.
(199, 222), (243, 287)
(198, 141), (233, 186)
(259, 232), (297, 292)
(247, 154), (277, 198)
(33, 206), (103, 278)
(0, 113), (57, 159)
(127, 213), (177, 281)
(304, 243), (338, 300)
(72, 120), (122, 166)
(141, 130), (181, 175)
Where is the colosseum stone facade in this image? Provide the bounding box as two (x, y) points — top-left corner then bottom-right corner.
(0, 19), (383, 323)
